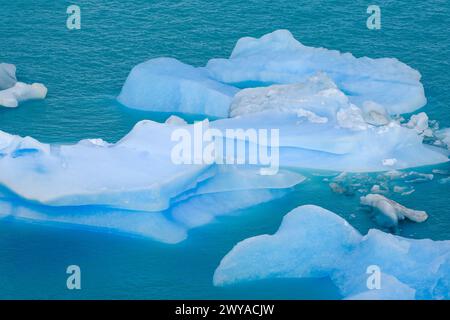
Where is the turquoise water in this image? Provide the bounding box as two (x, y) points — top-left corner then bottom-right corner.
(0, 1), (449, 299)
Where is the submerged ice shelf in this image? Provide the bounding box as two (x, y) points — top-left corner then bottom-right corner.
(214, 205), (450, 300)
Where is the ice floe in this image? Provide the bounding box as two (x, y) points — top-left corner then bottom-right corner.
(213, 205), (450, 299)
(0, 120), (305, 242)
(360, 194), (428, 226)
(207, 30), (426, 115)
(0, 63), (47, 108)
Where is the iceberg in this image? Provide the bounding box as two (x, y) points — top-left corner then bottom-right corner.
(118, 45), (448, 173)
(360, 194), (428, 226)
(118, 58), (239, 117)
(0, 63), (17, 90)
(0, 120), (305, 242)
(213, 205), (450, 300)
(0, 120), (213, 211)
(207, 30), (426, 115)
(0, 166), (304, 244)
(0, 82), (47, 108)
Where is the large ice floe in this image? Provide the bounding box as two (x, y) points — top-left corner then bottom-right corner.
(0, 119), (305, 243)
(0, 63), (47, 108)
(118, 30), (449, 172)
(213, 205), (450, 300)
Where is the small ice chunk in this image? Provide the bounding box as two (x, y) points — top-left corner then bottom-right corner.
(362, 101), (390, 126)
(165, 115), (188, 126)
(435, 128), (450, 149)
(0, 82), (47, 108)
(296, 108), (328, 124)
(405, 112), (433, 137)
(370, 184), (388, 194)
(382, 158), (397, 166)
(0, 63), (17, 90)
(336, 106), (368, 131)
(360, 194), (428, 225)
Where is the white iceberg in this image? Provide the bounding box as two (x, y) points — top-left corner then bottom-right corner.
(207, 30), (426, 115)
(0, 82), (47, 108)
(213, 205), (450, 300)
(118, 58), (238, 117)
(0, 63), (17, 90)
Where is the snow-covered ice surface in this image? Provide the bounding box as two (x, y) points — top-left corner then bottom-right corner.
(0, 63), (47, 108)
(214, 205), (450, 300)
(207, 30), (426, 115)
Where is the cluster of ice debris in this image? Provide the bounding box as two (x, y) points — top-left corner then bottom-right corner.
(0, 63), (47, 108)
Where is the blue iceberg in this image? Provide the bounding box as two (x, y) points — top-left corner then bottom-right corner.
(213, 205), (450, 300)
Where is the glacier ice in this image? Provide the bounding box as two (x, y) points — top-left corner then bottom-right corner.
(0, 63), (17, 90)
(207, 30), (426, 115)
(360, 194), (428, 226)
(118, 58), (239, 117)
(213, 205), (450, 300)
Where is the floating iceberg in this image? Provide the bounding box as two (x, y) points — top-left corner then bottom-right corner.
(0, 63), (47, 108)
(207, 30), (426, 115)
(117, 32), (448, 172)
(118, 58), (238, 117)
(213, 205), (450, 300)
(360, 194), (428, 226)
(0, 120), (213, 211)
(0, 63), (17, 90)
(0, 119), (305, 242)
(0, 82), (47, 108)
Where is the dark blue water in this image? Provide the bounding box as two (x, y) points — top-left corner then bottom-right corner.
(0, 0), (449, 299)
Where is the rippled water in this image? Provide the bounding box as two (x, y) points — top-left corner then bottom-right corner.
(0, 0), (449, 299)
